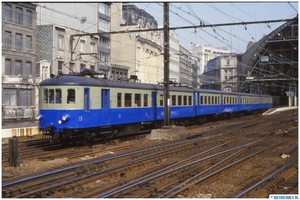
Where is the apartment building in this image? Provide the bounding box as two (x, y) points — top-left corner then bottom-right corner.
(36, 3), (111, 77)
(168, 31), (180, 84)
(202, 54), (238, 92)
(2, 3), (39, 123)
(111, 3), (163, 84)
(36, 25), (100, 78)
(179, 45), (192, 87)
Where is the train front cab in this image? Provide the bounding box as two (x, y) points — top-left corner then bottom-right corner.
(39, 86), (82, 140)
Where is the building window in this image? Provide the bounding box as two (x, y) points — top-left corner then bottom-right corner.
(15, 33), (22, 51)
(25, 62), (31, 77)
(4, 31), (12, 49)
(69, 38), (74, 51)
(26, 35), (32, 52)
(90, 42), (95, 53)
(15, 60), (22, 75)
(15, 7), (23, 25)
(26, 10), (32, 27)
(20, 90), (31, 106)
(100, 37), (110, 49)
(99, 53), (109, 66)
(58, 61), (63, 72)
(69, 63), (74, 73)
(98, 3), (110, 15)
(80, 40), (85, 53)
(3, 89), (17, 106)
(58, 35), (64, 49)
(98, 18), (110, 32)
(5, 59), (11, 75)
(5, 4), (12, 22)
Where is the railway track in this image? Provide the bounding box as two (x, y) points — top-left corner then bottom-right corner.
(2, 109), (298, 198)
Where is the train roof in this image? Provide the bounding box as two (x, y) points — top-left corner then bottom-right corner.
(40, 76), (271, 97)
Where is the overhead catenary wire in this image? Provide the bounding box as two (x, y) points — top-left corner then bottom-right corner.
(31, 4), (296, 86)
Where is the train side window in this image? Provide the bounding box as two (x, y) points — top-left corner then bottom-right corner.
(183, 96), (187, 105)
(159, 94), (163, 106)
(49, 89), (54, 103)
(117, 93), (122, 107)
(188, 96), (192, 105)
(55, 89), (62, 104)
(125, 93), (131, 107)
(200, 96), (203, 105)
(43, 89), (48, 103)
(67, 89), (75, 104)
(204, 96), (207, 105)
(178, 95), (182, 105)
(172, 95), (176, 106)
(135, 94), (141, 107)
(143, 94), (148, 107)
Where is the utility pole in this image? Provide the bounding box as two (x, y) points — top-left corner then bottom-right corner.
(163, 2), (170, 127)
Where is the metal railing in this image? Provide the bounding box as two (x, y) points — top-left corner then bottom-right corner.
(2, 107), (38, 125)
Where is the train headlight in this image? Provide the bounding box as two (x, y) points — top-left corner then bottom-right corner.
(62, 114), (70, 122)
(38, 114), (44, 121)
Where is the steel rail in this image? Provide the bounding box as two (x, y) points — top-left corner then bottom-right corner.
(234, 158), (298, 198)
(161, 137), (296, 198)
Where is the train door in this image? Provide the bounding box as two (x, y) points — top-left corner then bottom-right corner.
(84, 88), (90, 111)
(193, 92), (197, 116)
(101, 89), (110, 108)
(152, 92), (157, 121)
(101, 89), (110, 124)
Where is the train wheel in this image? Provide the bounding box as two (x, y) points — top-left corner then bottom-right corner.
(52, 133), (59, 143)
(112, 129), (119, 137)
(61, 138), (70, 146)
(184, 119), (190, 126)
(84, 132), (95, 146)
(197, 117), (206, 125)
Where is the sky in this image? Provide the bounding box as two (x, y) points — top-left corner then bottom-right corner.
(134, 2), (298, 53)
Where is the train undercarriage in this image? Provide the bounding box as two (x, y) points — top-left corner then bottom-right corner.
(42, 109), (267, 146)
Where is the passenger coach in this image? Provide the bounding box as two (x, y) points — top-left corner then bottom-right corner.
(38, 74), (272, 144)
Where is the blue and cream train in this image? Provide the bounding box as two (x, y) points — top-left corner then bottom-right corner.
(38, 74), (273, 144)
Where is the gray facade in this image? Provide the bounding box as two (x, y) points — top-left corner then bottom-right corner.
(179, 45), (192, 87)
(36, 3), (111, 77)
(202, 54), (238, 92)
(2, 2), (39, 124)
